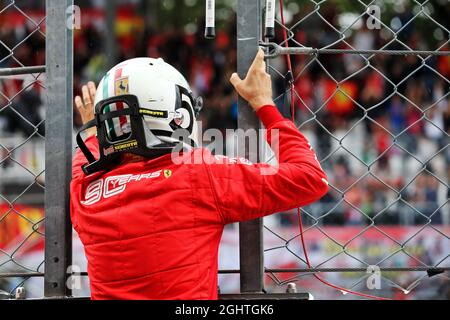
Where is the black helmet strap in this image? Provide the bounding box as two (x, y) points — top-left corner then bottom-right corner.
(76, 94), (177, 175)
(76, 86), (202, 176)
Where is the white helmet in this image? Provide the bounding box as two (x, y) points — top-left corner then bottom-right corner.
(96, 57), (201, 146)
(76, 57), (203, 175)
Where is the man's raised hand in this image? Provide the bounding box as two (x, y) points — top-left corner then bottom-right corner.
(229, 49), (274, 111)
(75, 81), (97, 137)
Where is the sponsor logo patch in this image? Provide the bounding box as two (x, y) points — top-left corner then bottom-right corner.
(115, 76), (129, 95)
(139, 109), (168, 118)
(103, 146), (114, 156)
(82, 169), (163, 205)
(164, 169), (172, 179)
(113, 140), (138, 152)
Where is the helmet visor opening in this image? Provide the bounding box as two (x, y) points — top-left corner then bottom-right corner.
(102, 101), (132, 143)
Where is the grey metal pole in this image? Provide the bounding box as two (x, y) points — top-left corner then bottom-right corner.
(237, 0), (264, 294)
(144, 0), (158, 31)
(44, 0), (73, 298)
(105, 0), (117, 69)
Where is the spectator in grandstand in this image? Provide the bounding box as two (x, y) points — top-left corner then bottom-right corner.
(70, 50), (328, 299)
(0, 82), (44, 138)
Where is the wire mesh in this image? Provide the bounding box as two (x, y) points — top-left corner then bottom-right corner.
(1, 0), (449, 300)
(262, 0), (449, 299)
(0, 0), (46, 299)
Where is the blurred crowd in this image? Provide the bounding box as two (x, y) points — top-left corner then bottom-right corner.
(71, 15), (239, 132)
(272, 5), (450, 226)
(0, 1), (448, 226)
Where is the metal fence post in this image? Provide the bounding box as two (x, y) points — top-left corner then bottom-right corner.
(44, 0), (74, 298)
(105, 0), (118, 69)
(237, 0), (264, 294)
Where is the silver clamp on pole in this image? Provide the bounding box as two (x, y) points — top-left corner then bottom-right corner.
(286, 283), (297, 294)
(205, 0), (215, 39)
(15, 287), (26, 299)
(264, 0), (276, 39)
(260, 42), (314, 59)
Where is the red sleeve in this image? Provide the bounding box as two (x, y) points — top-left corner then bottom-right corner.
(72, 135), (99, 179)
(205, 105), (329, 224)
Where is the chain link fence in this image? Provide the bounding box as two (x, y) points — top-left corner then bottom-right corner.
(1, 0), (448, 300)
(0, 0), (46, 299)
(258, 0), (449, 299)
(0, 0), (72, 299)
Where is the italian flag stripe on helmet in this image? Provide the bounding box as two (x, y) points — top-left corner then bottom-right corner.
(114, 67), (128, 131)
(102, 72), (118, 140)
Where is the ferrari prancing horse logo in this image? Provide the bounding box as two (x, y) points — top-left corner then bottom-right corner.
(164, 170), (172, 179)
(115, 77), (129, 95)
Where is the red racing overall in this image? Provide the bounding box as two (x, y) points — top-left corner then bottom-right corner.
(70, 105), (328, 300)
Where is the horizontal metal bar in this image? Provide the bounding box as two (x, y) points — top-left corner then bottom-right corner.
(1, 267), (446, 280)
(265, 267), (450, 273)
(0, 66), (46, 76)
(0, 271), (242, 278)
(261, 42), (450, 58)
(22, 293), (312, 300)
(220, 293), (311, 300)
(1, 270), (240, 278)
(223, 267), (449, 273)
(0, 272), (44, 279)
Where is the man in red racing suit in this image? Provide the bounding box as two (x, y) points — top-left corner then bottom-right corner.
(70, 50), (328, 299)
